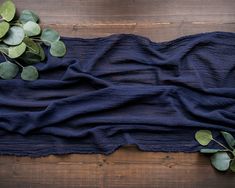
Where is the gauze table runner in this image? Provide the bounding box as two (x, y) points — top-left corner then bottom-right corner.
(0, 31), (234, 156)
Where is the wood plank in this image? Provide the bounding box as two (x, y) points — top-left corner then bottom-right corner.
(12, 0), (235, 41)
(0, 154), (104, 187)
(104, 147), (235, 188)
(0, 147), (235, 188)
(13, 0), (235, 24)
(41, 22), (235, 42)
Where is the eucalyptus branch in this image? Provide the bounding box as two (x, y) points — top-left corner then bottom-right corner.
(0, 0), (66, 81)
(195, 130), (235, 172)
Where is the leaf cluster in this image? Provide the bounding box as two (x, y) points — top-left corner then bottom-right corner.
(0, 1), (66, 81)
(195, 130), (235, 172)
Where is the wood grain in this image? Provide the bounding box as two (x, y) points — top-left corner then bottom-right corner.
(14, 0), (235, 41)
(0, 0), (235, 187)
(0, 147), (235, 188)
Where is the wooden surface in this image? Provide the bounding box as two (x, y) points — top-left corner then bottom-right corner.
(0, 0), (235, 187)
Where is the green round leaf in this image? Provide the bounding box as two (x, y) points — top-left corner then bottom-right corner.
(221, 131), (235, 149)
(50, 40), (66, 57)
(21, 65), (38, 81)
(40, 28), (60, 46)
(23, 21), (41, 37)
(195, 130), (213, 146)
(8, 42), (26, 58)
(0, 21), (10, 38)
(19, 10), (39, 24)
(3, 26), (25, 45)
(0, 61), (19, 79)
(211, 152), (231, 171)
(0, 0), (16, 22)
(0, 44), (8, 54)
(230, 159), (235, 172)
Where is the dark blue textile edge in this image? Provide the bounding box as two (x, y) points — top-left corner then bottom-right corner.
(0, 130), (224, 157)
(61, 31), (235, 46)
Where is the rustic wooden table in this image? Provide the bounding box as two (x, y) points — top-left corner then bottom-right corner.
(0, 0), (235, 187)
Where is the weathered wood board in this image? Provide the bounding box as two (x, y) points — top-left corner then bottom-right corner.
(0, 0), (234, 187)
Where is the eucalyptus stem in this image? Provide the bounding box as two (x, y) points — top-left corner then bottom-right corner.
(1, 51), (23, 68)
(13, 59), (24, 68)
(31, 38), (50, 44)
(1, 51), (8, 61)
(31, 38), (43, 42)
(1, 52), (24, 68)
(212, 138), (233, 153)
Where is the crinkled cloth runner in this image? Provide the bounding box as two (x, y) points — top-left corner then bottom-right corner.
(0, 32), (235, 156)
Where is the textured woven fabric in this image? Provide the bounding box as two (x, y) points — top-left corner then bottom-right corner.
(0, 31), (235, 156)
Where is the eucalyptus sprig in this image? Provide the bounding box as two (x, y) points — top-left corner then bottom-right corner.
(195, 130), (235, 172)
(0, 0), (66, 81)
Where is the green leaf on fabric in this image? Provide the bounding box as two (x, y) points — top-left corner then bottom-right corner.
(211, 152), (231, 171)
(20, 38), (44, 63)
(0, 61), (19, 79)
(40, 28), (60, 46)
(49, 40), (66, 57)
(0, 21), (10, 38)
(0, 0), (16, 22)
(23, 21), (41, 37)
(3, 26), (25, 45)
(19, 10), (39, 24)
(8, 42), (26, 58)
(195, 130), (213, 146)
(23, 37), (40, 54)
(19, 50), (41, 64)
(200, 149), (221, 154)
(221, 131), (235, 149)
(21, 65), (38, 81)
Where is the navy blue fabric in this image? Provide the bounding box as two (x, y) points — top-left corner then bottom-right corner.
(0, 31), (235, 156)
